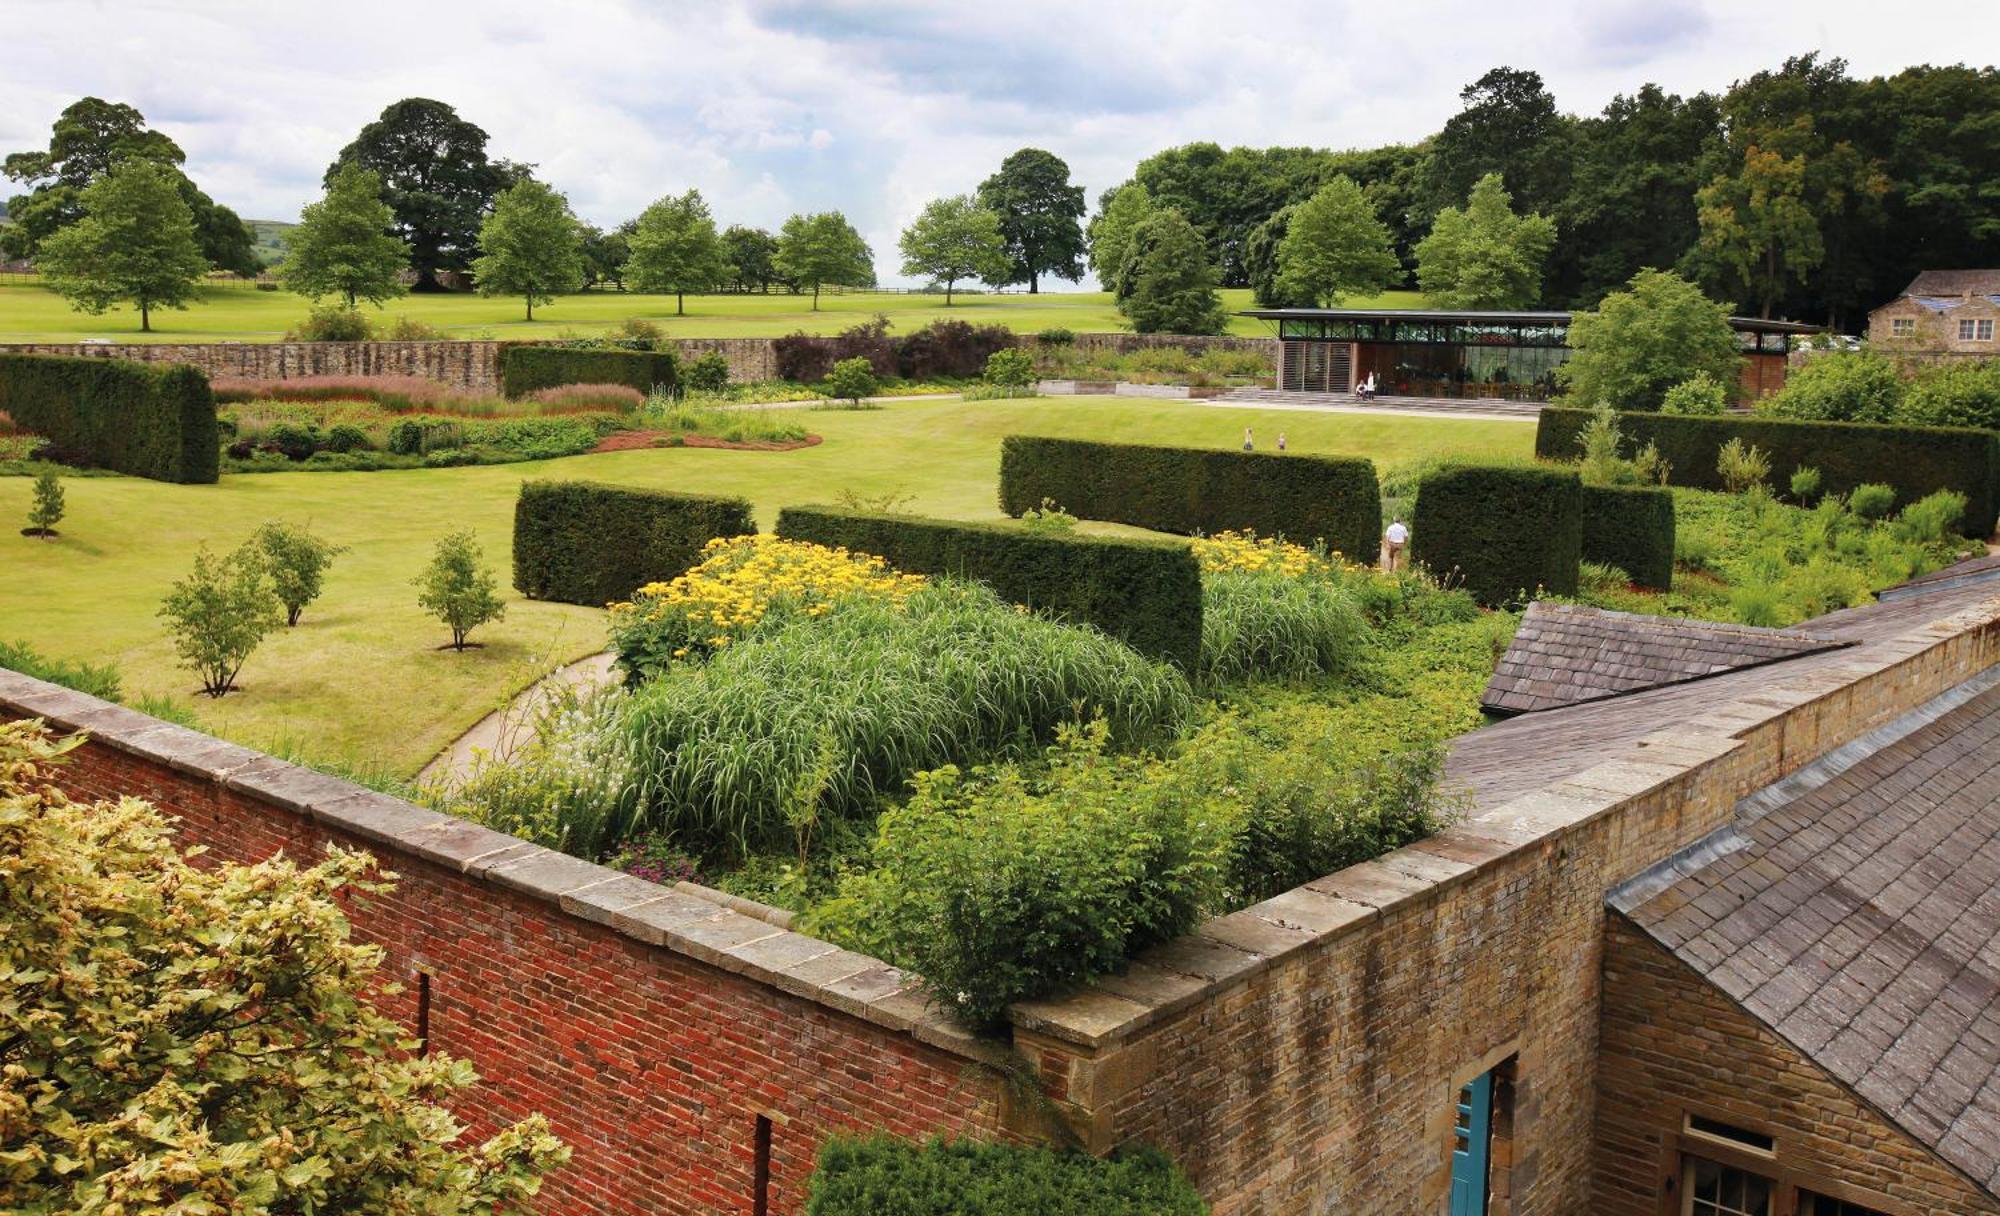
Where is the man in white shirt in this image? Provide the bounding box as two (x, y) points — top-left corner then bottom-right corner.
(1383, 518), (1409, 571)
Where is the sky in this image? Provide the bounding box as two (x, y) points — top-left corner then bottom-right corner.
(4, 1), (1993, 285)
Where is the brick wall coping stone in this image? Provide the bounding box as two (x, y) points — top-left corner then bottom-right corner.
(1008, 595), (2000, 1051)
(0, 668), (997, 1067)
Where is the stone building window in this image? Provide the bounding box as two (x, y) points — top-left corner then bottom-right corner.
(1797, 1191), (1888, 1216)
(1890, 318), (1914, 336)
(1684, 1157), (1774, 1215)
(1959, 318), (1995, 341)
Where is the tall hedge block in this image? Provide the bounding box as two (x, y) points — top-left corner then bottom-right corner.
(513, 480), (756, 606)
(1411, 465), (1583, 605)
(501, 346), (680, 399)
(1581, 484), (1675, 590)
(775, 506), (1203, 671)
(0, 354), (218, 483)
(998, 436), (1380, 563)
(1537, 406), (1999, 538)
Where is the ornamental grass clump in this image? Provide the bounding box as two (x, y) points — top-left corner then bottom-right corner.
(609, 535), (926, 677)
(1190, 532), (1366, 686)
(605, 580), (1194, 861)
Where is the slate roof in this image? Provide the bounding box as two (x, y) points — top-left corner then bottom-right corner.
(1480, 602), (1848, 716)
(1446, 575), (2000, 813)
(1903, 269), (2000, 297)
(1611, 668), (2000, 1198)
(1875, 554), (2000, 602)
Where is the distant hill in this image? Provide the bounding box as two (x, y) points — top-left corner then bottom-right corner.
(248, 218), (294, 267)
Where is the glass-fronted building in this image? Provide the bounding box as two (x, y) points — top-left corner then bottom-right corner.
(1243, 308), (1818, 401)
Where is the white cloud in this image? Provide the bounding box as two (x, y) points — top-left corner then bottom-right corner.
(2, 0), (1989, 284)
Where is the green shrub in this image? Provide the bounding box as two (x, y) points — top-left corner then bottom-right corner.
(415, 531), (505, 650)
(1758, 350), (1902, 422)
(999, 436), (1380, 564)
(681, 351), (731, 395)
(1892, 490), (1968, 545)
(1660, 372), (1729, 416)
(324, 422), (371, 453)
(285, 303), (374, 342)
(500, 345), (680, 399)
(776, 505), (1204, 671)
(807, 1136), (1206, 1216)
(1789, 465), (1822, 504)
(1716, 438), (1771, 494)
(823, 356), (879, 404)
(1848, 482), (1896, 519)
(602, 582), (1194, 861)
(1034, 327), (1076, 345)
(386, 419), (424, 455)
(1199, 569), (1366, 685)
(159, 543), (282, 697)
(1581, 485), (1674, 590)
(0, 639), (123, 700)
(251, 522), (347, 626)
(1017, 498), (1077, 535)
(1897, 359), (2000, 431)
(982, 347), (1036, 388)
(26, 471), (63, 538)
(265, 422), (321, 460)
(513, 480), (757, 607)
(1410, 464), (1582, 605)
(1535, 406), (2000, 537)
(0, 354), (218, 483)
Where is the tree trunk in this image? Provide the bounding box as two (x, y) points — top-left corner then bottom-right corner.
(677, 291), (685, 317)
(812, 282), (821, 311)
(945, 279), (955, 306)
(140, 300), (151, 332)
(526, 297), (535, 321)
(1028, 274), (1039, 295)
(345, 288), (357, 309)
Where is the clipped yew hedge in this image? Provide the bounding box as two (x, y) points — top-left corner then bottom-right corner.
(807, 1136), (1207, 1216)
(0, 354), (218, 483)
(1537, 406), (2000, 538)
(999, 436), (1380, 563)
(775, 505), (1203, 671)
(512, 480), (755, 606)
(1411, 464), (1583, 605)
(1582, 484), (1675, 590)
(500, 346), (680, 399)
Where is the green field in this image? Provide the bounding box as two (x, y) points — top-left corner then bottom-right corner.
(0, 397), (1528, 775)
(0, 279), (1422, 343)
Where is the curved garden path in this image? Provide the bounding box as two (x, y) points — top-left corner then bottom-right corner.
(417, 651), (619, 789)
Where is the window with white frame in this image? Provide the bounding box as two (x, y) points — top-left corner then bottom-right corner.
(1958, 318), (1995, 341)
(1890, 318), (1914, 336)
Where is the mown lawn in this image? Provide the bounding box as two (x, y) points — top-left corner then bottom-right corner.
(0, 396), (1530, 775)
(0, 280), (1423, 343)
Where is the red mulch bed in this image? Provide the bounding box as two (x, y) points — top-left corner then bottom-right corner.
(591, 431), (823, 454)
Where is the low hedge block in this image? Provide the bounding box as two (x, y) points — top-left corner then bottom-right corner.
(1411, 464), (1583, 605)
(1582, 484), (1675, 590)
(1537, 406), (1999, 538)
(501, 346), (680, 399)
(513, 480), (756, 606)
(0, 354), (218, 483)
(807, 1135), (1207, 1216)
(775, 505), (1203, 671)
(998, 436), (1380, 563)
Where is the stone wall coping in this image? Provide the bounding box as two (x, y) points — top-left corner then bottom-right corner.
(1007, 594), (2000, 1051)
(0, 668), (1003, 1069)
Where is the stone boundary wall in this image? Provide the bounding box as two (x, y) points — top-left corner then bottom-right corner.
(0, 670), (1015, 1216)
(0, 333), (1259, 395)
(1003, 596), (2000, 1213)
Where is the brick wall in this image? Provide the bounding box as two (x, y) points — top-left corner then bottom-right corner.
(1595, 916), (1997, 1215)
(1067, 332), (1276, 367)
(0, 677), (1010, 1216)
(1007, 599), (2000, 1215)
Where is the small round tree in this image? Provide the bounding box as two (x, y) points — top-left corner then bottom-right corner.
(252, 520), (349, 626)
(416, 530), (505, 650)
(1556, 269), (1740, 411)
(158, 543), (282, 696)
(25, 470), (64, 539)
(0, 718), (569, 1213)
(824, 356), (880, 406)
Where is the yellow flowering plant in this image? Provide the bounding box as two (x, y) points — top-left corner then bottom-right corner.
(1189, 530), (1347, 578)
(609, 535), (925, 678)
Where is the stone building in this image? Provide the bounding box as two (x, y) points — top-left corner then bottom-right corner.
(5, 559), (2000, 1214)
(1866, 270), (2000, 357)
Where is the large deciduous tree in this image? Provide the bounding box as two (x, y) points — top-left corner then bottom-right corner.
(1691, 141), (1823, 319)
(0, 718), (569, 1213)
(579, 222), (630, 290)
(626, 189), (726, 315)
(1556, 269), (1742, 411)
(976, 148), (1086, 293)
(2, 96), (258, 274)
(327, 98), (511, 290)
(1414, 173), (1556, 308)
(721, 224), (780, 292)
(471, 179), (583, 320)
(36, 159), (208, 332)
(1419, 67), (1574, 222)
(281, 162), (410, 308)
(773, 211), (874, 310)
(1274, 175), (1401, 307)
(1086, 183), (1154, 287)
(897, 194), (1009, 304)
(1113, 209), (1226, 335)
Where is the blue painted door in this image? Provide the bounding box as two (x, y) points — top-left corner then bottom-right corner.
(1450, 1071), (1493, 1216)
